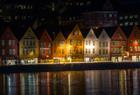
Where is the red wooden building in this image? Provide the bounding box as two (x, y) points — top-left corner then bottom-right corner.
(0, 26), (19, 65)
(111, 26), (127, 62)
(128, 26), (140, 61)
(39, 30), (52, 63)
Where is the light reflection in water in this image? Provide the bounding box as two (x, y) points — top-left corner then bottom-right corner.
(0, 69), (140, 95)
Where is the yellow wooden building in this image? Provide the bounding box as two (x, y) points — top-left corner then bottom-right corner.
(52, 32), (66, 62)
(19, 27), (39, 64)
(66, 25), (84, 62)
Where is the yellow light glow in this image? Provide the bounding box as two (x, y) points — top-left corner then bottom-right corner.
(86, 45), (95, 49)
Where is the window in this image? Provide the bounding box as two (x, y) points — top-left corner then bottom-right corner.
(62, 49), (64, 54)
(77, 40), (82, 45)
(134, 15), (138, 18)
(9, 49), (12, 55)
(130, 47), (133, 51)
(93, 49), (95, 53)
(86, 40), (88, 45)
(86, 48), (88, 54)
(89, 40), (90, 45)
(124, 16), (128, 19)
(2, 49), (5, 55)
(1, 40), (5, 46)
(48, 43), (51, 48)
(12, 40), (15, 45)
(99, 42), (102, 47)
(70, 40), (73, 45)
(138, 46), (140, 51)
(48, 49), (51, 54)
(93, 41), (95, 46)
(88, 49), (90, 54)
(9, 40), (12, 46)
(106, 42), (108, 47)
(99, 49), (101, 55)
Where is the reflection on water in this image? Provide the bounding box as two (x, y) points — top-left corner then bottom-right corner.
(1, 69), (140, 95)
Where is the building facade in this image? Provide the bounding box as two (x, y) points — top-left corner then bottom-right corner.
(52, 32), (66, 62)
(128, 26), (140, 61)
(111, 26), (127, 62)
(0, 27), (19, 65)
(66, 25), (84, 62)
(84, 28), (98, 62)
(39, 30), (52, 63)
(98, 29), (111, 61)
(19, 27), (39, 64)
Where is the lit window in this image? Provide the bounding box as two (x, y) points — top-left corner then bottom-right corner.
(109, 14), (112, 17)
(119, 17), (123, 20)
(124, 16), (128, 19)
(129, 16), (133, 19)
(13, 49), (15, 55)
(120, 23), (123, 26)
(125, 22), (128, 26)
(93, 41), (95, 46)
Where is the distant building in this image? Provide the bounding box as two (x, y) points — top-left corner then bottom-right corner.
(118, 12), (140, 26)
(39, 30), (52, 63)
(0, 26), (18, 65)
(82, 0), (118, 28)
(19, 27), (39, 64)
(111, 26), (127, 62)
(82, 11), (118, 28)
(84, 28), (98, 62)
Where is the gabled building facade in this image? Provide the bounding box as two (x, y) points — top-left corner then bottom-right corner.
(128, 26), (140, 61)
(111, 26), (127, 62)
(39, 30), (52, 63)
(84, 28), (98, 62)
(19, 27), (39, 64)
(52, 32), (66, 62)
(0, 26), (19, 65)
(98, 29), (111, 61)
(66, 25), (84, 62)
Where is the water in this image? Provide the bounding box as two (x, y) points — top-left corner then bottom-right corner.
(0, 69), (140, 95)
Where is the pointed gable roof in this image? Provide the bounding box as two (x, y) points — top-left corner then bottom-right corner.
(128, 25), (140, 39)
(98, 29), (110, 40)
(67, 24), (83, 39)
(54, 32), (65, 42)
(112, 26), (127, 40)
(0, 26), (17, 40)
(40, 30), (52, 41)
(85, 28), (97, 40)
(21, 27), (38, 40)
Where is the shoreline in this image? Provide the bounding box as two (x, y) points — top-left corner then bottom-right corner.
(0, 62), (139, 73)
